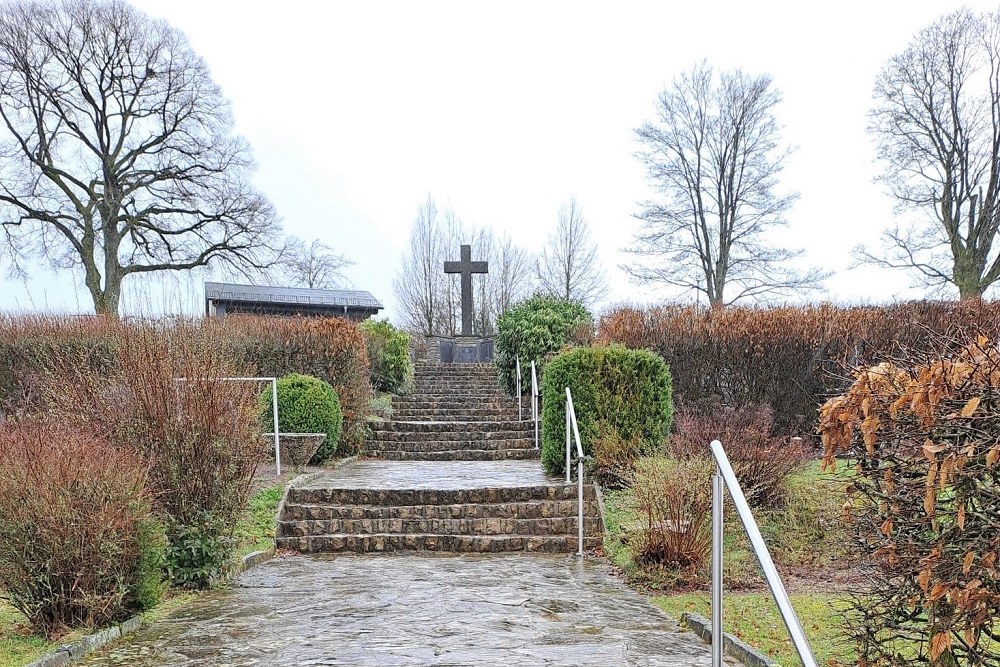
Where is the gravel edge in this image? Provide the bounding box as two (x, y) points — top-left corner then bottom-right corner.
(681, 612), (779, 667)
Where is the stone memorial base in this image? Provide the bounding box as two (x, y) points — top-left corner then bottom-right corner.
(426, 335), (494, 364)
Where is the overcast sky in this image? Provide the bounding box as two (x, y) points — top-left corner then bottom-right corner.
(4, 0), (999, 320)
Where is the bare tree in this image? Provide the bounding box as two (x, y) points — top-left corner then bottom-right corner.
(395, 195), (533, 336)
(0, 0), (282, 315)
(394, 195), (442, 335)
(628, 62), (825, 308)
(861, 9), (1000, 299)
(278, 238), (352, 289)
(471, 228), (535, 335)
(536, 197), (606, 308)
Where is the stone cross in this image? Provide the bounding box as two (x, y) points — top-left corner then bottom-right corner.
(444, 244), (488, 336)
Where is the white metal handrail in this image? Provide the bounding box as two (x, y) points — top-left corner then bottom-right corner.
(531, 360), (539, 449)
(176, 376), (281, 476)
(710, 439), (816, 667)
(516, 356), (522, 421)
(565, 387), (586, 557)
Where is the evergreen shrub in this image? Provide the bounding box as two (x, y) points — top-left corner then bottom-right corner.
(359, 319), (412, 394)
(495, 294), (592, 395)
(261, 373), (343, 463)
(540, 344), (672, 476)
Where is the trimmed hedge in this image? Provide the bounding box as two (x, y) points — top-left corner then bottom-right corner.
(540, 344), (673, 476)
(495, 295), (592, 395)
(0, 315), (372, 454)
(360, 319), (412, 394)
(597, 301), (1000, 436)
(261, 373), (343, 463)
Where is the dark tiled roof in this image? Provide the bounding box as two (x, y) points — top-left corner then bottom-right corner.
(204, 282), (383, 309)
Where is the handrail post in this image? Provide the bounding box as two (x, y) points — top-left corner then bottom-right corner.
(711, 465), (723, 667)
(577, 457), (584, 556)
(710, 439), (818, 667)
(565, 397), (571, 483)
(531, 360), (539, 449)
(272, 378), (281, 477)
(516, 357), (522, 422)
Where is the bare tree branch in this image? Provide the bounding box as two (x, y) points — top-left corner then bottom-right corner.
(860, 8), (1000, 300)
(0, 0), (282, 315)
(277, 237), (352, 290)
(536, 196), (607, 309)
(626, 61), (826, 308)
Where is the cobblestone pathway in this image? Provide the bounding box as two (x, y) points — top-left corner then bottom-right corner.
(78, 553), (720, 666)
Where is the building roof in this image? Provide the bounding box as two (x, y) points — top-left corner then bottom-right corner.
(204, 282), (383, 309)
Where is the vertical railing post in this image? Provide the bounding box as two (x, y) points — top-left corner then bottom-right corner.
(531, 360), (539, 449)
(272, 378), (281, 477)
(577, 457), (584, 556)
(711, 465), (724, 667)
(565, 399), (571, 483)
(516, 357), (522, 421)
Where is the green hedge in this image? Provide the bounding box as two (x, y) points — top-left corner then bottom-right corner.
(495, 295), (592, 395)
(359, 319), (412, 394)
(261, 373), (343, 463)
(540, 345), (673, 476)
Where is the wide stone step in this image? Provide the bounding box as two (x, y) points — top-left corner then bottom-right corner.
(393, 398), (520, 408)
(283, 499), (592, 521)
(373, 419), (529, 434)
(275, 533), (603, 554)
(278, 516), (602, 538)
(369, 430), (534, 443)
(368, 439), (534, 452)
(288, 484), (594, 506)
(368, 448), (540, 461)
(392, 409), (521, 420)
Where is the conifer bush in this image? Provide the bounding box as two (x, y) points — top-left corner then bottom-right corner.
(261, 373), (343, 463)
(540, 344), (672, 476)
(360, 319), (412, 394)
(820, 335), (1000, 666)
(495, 295), (592, 395)
(0, 422), (164, 636)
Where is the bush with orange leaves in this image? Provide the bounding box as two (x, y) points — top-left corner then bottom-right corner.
(819, 336), (1000, 667)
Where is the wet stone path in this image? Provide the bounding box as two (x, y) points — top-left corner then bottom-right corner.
(78, 553), (721, 666)
(297, 459), (555, 490)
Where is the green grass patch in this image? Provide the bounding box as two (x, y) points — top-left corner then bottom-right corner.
(234, 484), (284, 557)
(654, 592), (855, 667)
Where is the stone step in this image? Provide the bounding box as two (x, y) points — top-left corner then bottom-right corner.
(408, 388), (503, 396)
(278, 516), (602, 538)
(288, 484), (594, 507)
(283, 499), (592, 521)
(368, 439), (534, 452)
(275, 533), (603, 554)
(368, 448), (541, 461)
(391, 409), (521, 420)
(373, 419), (530, 434)
(393, 398), (520, 407)
(369, 430), (534, 442)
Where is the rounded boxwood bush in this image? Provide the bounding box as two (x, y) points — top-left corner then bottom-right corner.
(260, 373), (343, 463)
(540, 344), (672, 476)
(495, 294), (592, 395)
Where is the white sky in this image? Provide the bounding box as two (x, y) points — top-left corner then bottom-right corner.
(4, 0), (998, 321)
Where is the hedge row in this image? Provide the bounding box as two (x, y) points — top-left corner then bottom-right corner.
(0, 315), (372, 453)
(597, 301), (1000, 435)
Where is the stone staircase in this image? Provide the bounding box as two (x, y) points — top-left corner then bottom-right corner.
(275, 363), (601, 555)
(367, 363), (537, 461)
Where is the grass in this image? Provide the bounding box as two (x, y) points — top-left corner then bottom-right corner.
(233, 483), (284, 557)
(653, 592), (854, 667)
(1, 482), (286, 667)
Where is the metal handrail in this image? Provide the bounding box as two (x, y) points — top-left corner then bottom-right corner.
(710, 440), (816, 667)
(516, 357), (522, 421)
(565, 387), (586, 557)
(531, 360), (539, 449)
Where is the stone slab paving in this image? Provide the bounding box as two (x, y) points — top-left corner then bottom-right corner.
(300, 460), (554, 490)
(77, 553), (724, 666)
